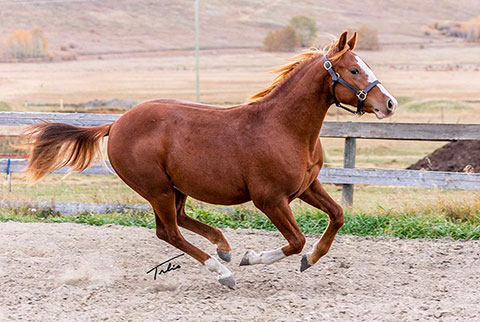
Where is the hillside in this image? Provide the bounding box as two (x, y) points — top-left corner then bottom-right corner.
(0, 0), (479, 55)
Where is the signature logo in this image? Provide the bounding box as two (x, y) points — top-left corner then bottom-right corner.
(147, 253), (184, 280)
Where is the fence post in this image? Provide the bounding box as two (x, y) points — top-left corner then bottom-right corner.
(194, 0), (200, 102)
(342, 137), (356, 207)
(8, 172), (12, 192)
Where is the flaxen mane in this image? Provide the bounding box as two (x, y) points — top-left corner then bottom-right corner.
(249, 39), (351, 102)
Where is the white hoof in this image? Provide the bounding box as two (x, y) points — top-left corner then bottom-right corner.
(205, 256), (234, 287)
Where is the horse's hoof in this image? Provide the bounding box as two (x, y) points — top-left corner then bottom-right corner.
(239, 250), (252, 266)
(217, 249), (232, 263)
(300, 254), (312, 272)
(218, 275), (236, 289)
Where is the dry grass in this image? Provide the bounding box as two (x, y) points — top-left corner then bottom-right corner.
(1, 0), (478, 55)
(2, 45), (480, 112)
(1, 44), (479, 213)
(1, 4), (480, 218)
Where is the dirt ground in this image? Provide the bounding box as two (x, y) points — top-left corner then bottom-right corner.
(1, 222), (479, 321)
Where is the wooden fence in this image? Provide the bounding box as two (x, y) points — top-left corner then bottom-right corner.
(1, 112), (480, 210)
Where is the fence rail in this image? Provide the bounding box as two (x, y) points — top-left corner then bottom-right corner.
(1, 111), (480, 209)
(2, 158), (479, 190)
(2, 111), (480, 140)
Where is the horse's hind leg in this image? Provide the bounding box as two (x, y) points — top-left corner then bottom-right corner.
(240, 197), (305, 266)
(109, 156), (235, 287)
(150, 191), (235, 288)
(298, 179), (344, 272)
(174, 190), (232, 262)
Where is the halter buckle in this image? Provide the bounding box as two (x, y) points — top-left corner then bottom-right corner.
(323, 60), (332, 70)
(356, 90), (367, 101)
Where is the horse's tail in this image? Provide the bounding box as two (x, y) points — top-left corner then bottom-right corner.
(20, 122), (112, 183)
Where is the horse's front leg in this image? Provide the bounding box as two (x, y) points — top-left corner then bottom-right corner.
(298, 179), (344, 272)
(240, 198), (306, 266)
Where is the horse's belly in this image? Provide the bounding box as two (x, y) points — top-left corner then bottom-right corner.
(168, 162), (251, 205)
(174, 181), (251, 205)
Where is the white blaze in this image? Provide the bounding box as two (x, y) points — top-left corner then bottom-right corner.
(354, 55), (398, 106)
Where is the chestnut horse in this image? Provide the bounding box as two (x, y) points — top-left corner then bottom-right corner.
(21, 32), (397, 288)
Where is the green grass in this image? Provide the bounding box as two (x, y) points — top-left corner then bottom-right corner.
(404, 99), (472, 112)
(395, 96), (413, 106)
(1, 203), (479, 240)
(0, 101), (11, 111)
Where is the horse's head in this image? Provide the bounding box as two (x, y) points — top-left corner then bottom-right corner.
(324, 31), (397, 119)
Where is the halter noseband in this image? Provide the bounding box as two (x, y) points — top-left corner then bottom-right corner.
(323, 54), (380, 115)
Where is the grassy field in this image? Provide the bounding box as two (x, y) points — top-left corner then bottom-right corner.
(1, 172), (479, 214)
(1, 198), (479, 240)
(2, 5), (480, 240)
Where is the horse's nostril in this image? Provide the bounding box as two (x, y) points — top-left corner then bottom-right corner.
(387, 99), (395, 111)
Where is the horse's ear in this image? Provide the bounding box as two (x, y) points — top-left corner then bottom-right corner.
(335, 31), (348, 52)
(347, 32), (357, 50)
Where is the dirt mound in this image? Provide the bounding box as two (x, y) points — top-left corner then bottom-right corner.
(408, 140), (480, 173)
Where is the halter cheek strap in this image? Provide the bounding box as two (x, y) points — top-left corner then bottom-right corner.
(323, 54), (380, 115)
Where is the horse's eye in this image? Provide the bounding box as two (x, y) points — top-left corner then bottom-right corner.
(350, 68), (359, 75)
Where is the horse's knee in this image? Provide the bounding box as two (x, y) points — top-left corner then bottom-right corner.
(331, 204), (344, 229)
(290, 234), (306, 254)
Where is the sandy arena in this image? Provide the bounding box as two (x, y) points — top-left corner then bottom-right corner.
(0, 222), (479, 321)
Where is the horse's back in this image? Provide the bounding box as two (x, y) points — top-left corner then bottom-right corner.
(107, 99), (252, 204)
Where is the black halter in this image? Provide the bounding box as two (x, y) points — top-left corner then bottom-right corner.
(322, 54), (380, 115)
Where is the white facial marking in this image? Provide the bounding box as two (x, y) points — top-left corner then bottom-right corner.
(205, 257), (232, 279)
(355, 55), (398, 106)
(354, 55), (376, 82)
(245, 248), (286, 265)
(378, 84), (398, 106)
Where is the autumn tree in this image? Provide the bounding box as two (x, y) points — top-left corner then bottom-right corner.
(349, 25), (380, 50)
(289, 15), (317, 47)
(3, 27), (49, 60)
(263, 26), (299, 52)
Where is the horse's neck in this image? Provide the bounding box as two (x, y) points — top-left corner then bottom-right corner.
(257, 59), (332, 145)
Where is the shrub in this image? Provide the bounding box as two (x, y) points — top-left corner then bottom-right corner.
(431, 16), (480, 42)
(461, 16), (480, 41)
(349, 25), (380, 50)
(263, 26), (299, 52)
(289, 15), (317, 47)
(2, 27), (49, 60)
